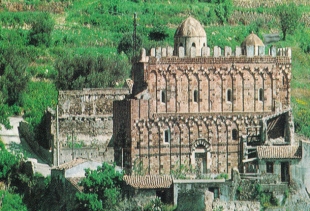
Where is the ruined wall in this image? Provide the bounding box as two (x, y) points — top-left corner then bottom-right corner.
(51, 88), (129, 165)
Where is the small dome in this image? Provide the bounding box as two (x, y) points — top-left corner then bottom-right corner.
(242, 32), (264, 47)
(174, 16), (206, 38)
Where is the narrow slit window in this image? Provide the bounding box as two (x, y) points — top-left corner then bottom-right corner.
(227, 89), (232, 102)
(164, 129), (170, 143)
(232, 129), (238, 140)
(193, 90), (198, 103)
(259, 88), (264, 101)
(161, 90), (166, 103)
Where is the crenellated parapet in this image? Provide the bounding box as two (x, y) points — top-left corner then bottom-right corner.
(139, 46), (291, 63)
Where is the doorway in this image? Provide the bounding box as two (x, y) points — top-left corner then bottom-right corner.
(195, 152), (207, 174)
(281, 162), (290, 182)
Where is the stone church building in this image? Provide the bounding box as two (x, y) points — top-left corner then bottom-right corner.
(113, 16), (297, 177)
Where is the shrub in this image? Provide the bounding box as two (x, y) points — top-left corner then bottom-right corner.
(29, 13), (54, 47)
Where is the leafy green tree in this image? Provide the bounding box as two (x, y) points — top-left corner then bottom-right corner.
(117, 32), (142, 61)
(149, 25), (169, 42)
(0, 141), (19, 185)
(0, 190), (27, 211)
(20, 81), (58, 148)
(0, 47), (29, 106)
(0, 95), (12, 130)
(55, 53), (130, 90)
(29, 13), (54, 47)
(213, 0), (233, 24)
(277, 3), (301, 40)
(76, 163), (123, 211)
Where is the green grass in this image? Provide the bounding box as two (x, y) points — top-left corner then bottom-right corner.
(0, 0), (309, 137)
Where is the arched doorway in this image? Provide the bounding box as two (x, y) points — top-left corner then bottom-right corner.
(191, 139), (211, 175)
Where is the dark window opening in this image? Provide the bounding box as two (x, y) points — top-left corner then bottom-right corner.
(266, 162), (273, 173)
(232, 129), (238, 140)
(192, 42), (196, 47)
(281, 162), (290, 182)
(203, 43), (206, 47)
(209, 187), (219, 199)
(161, 90), (166, 103)
(180, 43), (183, 47)
(227, 89), (232, 102)
(259, 88), (264, 101)
(164, 129), (170, 143)
(194, 90), (198, 102)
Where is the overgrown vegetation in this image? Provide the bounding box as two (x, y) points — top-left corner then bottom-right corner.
(0, 0), (308, 140)
(0, 0), (310, 208)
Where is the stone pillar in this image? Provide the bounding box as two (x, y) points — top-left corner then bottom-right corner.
(190, 46), (196, 58)
(258, 46), (265, 56)
(235, 46), (242, 57)
(225, 46), (232, 56)
(246, 46), (254, 57)
(162, 47), (167, 57)
(167, 46), (174, 57)
(179, 47), (185, 58)
(156, 47), (162, 58)
(214, 46), (221, 57)
(150, 48), (155, 57)
(270, 46), (277, 57)
(140, 48), (146, 62)
(204, 190), (214, 211)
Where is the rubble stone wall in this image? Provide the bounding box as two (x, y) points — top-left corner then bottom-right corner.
(51, 88), (129, 165)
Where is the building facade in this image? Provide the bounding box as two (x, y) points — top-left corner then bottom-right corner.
(114, 16), (295, 177)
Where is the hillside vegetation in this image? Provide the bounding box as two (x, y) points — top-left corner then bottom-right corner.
(0, 0), (309, 136)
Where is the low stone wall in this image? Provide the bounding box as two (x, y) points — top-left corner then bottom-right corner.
(212, 200), (260, 211)
(19, 121), (53, 164)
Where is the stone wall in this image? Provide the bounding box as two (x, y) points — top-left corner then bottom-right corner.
(212, 200), (260, 211)
(19, 121), (53, 164)
(50, 88), (129, 165)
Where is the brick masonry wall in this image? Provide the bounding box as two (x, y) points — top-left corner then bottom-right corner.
(115, 48), (291, 175)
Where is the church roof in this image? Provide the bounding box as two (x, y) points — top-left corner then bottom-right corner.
(242, 32), (264, 47)
(174, 16), (206, 38)
(123, 175), (172, 189)
(257, 145), (301, 159)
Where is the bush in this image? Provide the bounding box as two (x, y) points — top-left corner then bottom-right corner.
(29, 13), (54, 47)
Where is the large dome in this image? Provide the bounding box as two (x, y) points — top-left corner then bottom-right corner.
(241, 32), (264, 47)
(174, 16), (206, 38)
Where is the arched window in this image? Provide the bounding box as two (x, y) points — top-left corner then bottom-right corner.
(203, 43), (206, 47)
(161, 90), (166, 103)
(232, 129), (238, 140)
(193, 90), (198, 103)
(192, 42), (196, 47)
(227, 89), (232, 102)
(259, 88), (264, 102)
(164, 129), (170, 143)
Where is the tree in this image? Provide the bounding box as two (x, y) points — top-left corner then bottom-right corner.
(55, 53), (130, 90)
(76, 163), (123, 211)
(149, 25), (169, 42)
(0, 47), (29, 106)
(117, 32), (142, 62)
(278, 3), (301, 40)
(29, 13), (54, 47)
(0, 140), (19, 185)
(213, 0), (233, 24)
(0, 190), (28, 211)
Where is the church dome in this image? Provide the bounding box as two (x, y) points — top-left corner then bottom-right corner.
(241, 32), (264, 47)
(174, 16), (206, 38)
